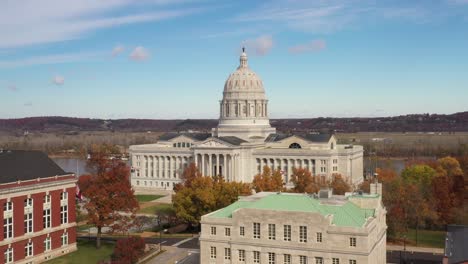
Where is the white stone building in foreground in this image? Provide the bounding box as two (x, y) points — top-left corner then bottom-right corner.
(200, 184), (387, 264)
(129, 49), (363, 190)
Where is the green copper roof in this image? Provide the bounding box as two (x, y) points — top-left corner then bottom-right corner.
(208, 193), (376, 227)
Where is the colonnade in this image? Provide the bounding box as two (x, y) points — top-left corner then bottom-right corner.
(256, 157), (325, 183)
(139, 155), (191, 179)
(194, 153), (239, 181)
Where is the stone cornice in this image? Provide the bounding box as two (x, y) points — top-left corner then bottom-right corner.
(0, 179), (76, 198)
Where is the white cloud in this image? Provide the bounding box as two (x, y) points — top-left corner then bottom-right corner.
(289, 39), (326, 54)
(52, 75), (65, 85)
(112, 45), (125, 56)
(130, 46), (150, 61)
(243, 35), (273, 56)
(0, 0), (203, 49)
(0, 52), (102, 68)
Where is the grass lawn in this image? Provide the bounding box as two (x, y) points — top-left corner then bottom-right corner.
(138, 203), (174, 215)
(391, 229), (445, 248)
(45, 239), (114, 264)
(136, 194), (164, 202)
(405, 229), (445, 248)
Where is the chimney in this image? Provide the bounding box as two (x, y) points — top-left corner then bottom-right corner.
(370, 182), (382, 196)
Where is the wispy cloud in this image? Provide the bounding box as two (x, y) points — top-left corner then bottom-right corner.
(289, 39), (326, 54)
(130, 46), (150, 61)
(243, 35), (274, 56)
(52, 75), (65, 85)
(112, 45), (125, 57)
(0, 52), (102, 68)
(0, 0), (204, 49)
(232, 1), (444, 34)
(24, 102), (33, 107)
(7, 84), (18, 92)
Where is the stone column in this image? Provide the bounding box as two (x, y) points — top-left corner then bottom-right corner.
(222, 154), (227, 179)
(287, 159), (292, 181)
(216, 154), (220, 176)
(194, 154), (198, 170)
(201, 154), (205, 176)
(208, 154), (212, 176)
(260, 158), (264, 173)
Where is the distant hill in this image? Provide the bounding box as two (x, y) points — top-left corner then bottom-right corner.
(1, 112), (467, 133)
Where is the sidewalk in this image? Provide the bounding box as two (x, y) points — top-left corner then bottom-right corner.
(387, 244), (444, 254)
(146, 246), (191, 264)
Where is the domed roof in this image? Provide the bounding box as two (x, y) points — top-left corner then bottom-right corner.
(223, 49), (265, 94)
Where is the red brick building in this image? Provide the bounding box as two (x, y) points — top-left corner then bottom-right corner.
(0, 150), (77, 264)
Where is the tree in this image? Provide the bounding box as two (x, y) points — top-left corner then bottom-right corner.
(329, 174), (351, 195)
(111, 236), (145, 264)
(252, 166), (284, 192)
(172, 168), (251, 226)
(80, 146), (139, 248)
(290, 168), (320, 193)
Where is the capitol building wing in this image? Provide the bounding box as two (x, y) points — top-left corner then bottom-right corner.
(129, 50), (364, 190)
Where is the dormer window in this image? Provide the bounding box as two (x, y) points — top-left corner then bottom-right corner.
(289, 143), (302, 149)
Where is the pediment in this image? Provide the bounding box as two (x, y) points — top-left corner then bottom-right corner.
(196, 138), (233, 148)
(167, 135), (195, 143)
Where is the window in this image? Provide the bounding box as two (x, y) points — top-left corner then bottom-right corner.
(24, 198), (33, 207)
(254, 251), (260, 263)
(3, 217), (13, 239)
(253, 222), (260, 239)
(44, 237), (51, 251)
(299, 226), (307, 242)
(60, 205), (68, 224)
(240, 226), (245, 236)
(332, 258), (340, 264)
(284, 225), (291, 241)
(225, 227), (231, 237)
(24, 213), (33, 233)
(300, 256), (308, 264)
(60, 192), (68, 200)
(268, 252), (276, 264)
(315, 257), (323, 264)
(289, 143), (302, 149)
(43, 209), (51, 228)
(284, 254), (291, 264)
(350, 237), (356, 247)
(44, 195), (51, 203)
(4, 248), (13, 263)
(210, 246), (216, 259)
(349, 260), (356, 264)
(25, 242), (33, 257)
(224, 248), (231, 260)
(3, 202), (12, 212)
(333, 159), (338, 164)
(239, 249), (246, 262)
(210, 226), (216, 235)
(316, 232), (322, 243)
(61, 232), (68, 246)
(268, 224), (276, 240)
(333, 166), (338, 171)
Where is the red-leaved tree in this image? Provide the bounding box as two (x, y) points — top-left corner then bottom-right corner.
(111, 236), (146, 264)
(79, 144), (139, 248)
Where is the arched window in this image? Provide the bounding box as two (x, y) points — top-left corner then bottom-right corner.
(289, 143), (302, 149)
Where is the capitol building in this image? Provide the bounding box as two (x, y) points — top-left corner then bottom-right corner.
(129, 49), (363, 190)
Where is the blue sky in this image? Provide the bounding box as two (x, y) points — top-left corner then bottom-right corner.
(1, 0), (467, 119)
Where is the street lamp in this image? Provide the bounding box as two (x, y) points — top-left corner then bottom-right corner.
(160, 228), (167, 251)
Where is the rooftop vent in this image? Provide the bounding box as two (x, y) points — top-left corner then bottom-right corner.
(319, 188), (333, 199)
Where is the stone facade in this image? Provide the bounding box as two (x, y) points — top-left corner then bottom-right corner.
(200, 184), (387, 264)
(129, 50), (364, 190)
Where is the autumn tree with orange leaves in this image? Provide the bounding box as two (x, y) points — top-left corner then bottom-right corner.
(173, 164), (251, 226)
(78, 144), (139, 248)
(290, 167), (322, 193)
(252, 166), (284, 192)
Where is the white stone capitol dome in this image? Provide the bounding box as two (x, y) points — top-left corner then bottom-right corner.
(212, 48), (276, 141)
(223, 49), (266, 100)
